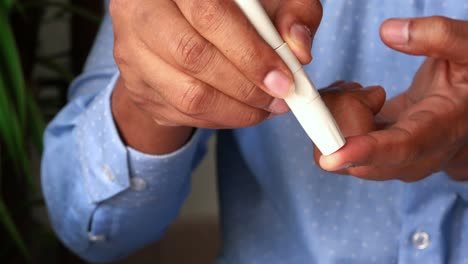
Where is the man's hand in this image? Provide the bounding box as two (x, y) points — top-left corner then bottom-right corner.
(317, 16), (468, 181)
(110, 0), (322, 154)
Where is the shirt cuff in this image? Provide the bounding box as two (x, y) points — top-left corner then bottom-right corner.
(75, 73), (204, 203)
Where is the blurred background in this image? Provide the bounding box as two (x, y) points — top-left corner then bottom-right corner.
(1, 1), (219, 263)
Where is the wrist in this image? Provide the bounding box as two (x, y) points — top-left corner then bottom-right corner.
(111, 78), (194, 155)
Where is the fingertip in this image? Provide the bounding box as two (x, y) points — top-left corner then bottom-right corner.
(373, 86), (387, 104)
(268, 98), (290, 114)
(285, 23), (313, 64)
(318, 144), (350, 171)
(365, 85), (386, 98)
(319, 152), (352, 171)
(276, 12), (316, 64)
(263, 70), (295, 98)
(380, 18), (410, 47)
(359, 86), (387, 114)
(320, 136), (374, 171)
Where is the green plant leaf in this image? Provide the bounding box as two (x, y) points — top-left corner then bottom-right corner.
(0, 198), (30, 261)
(0, 0), (14, 12)
(0, 72), (35, 192)
(0, 242), (15, 259)
(0, 72), (35, 263)
(0, 72), (19, 160)
(0, 8), (27, 128)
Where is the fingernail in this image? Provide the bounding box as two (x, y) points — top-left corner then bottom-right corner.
(319, 155), (355, 171)
(382, 19), (410, 45)
(268, 98), (290, 114)
(290, 23), (313, 52)
(264, 70), (293, 97)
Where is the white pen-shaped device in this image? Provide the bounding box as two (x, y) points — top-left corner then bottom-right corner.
(235, 0), (345, 155)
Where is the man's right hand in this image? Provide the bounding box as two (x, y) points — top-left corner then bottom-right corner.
(109, 0), (322, 154)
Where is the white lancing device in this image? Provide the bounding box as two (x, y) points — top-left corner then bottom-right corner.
(235, 0), (345, 155)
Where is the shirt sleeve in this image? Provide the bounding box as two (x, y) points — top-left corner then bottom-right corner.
(41, 11), (213, 263)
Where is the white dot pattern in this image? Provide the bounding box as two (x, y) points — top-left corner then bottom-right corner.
(42, 0), (468, 263)
(215, 0), (468, 263)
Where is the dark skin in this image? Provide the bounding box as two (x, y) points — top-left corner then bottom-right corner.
(110, 0), (467, 181)
(316, 17), (468, 182)
(111, 0), (322, 154)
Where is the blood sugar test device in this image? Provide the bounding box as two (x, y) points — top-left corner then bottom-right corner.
(235, 0), (345, 155)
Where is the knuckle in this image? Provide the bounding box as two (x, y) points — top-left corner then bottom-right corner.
(175, 32), (215, 74)
(241, 83), (259, 101)
(128, 90), (151, 110)
(151, 108), (183, 127)
(236, 49), (266, 83)
(178, 81), (213, 116)
(238, 109), (267, 127)
(330, 92), (361, 113)
(126, 82), (160, 110)
(364, 134), (380, 165)
(437, 97), (468, 144)
(431, 16), (452, 37)
(418, 16), (453, 53)
(395, 127), (420, 162)
(190, 0), (225, 32)
(239, 47), (260, 71)
(235, 45), (275, 84)
(113, 43), (129, 67)
(240, 83), (272, 109)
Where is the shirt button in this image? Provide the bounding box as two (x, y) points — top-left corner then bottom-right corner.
(130, 177), (147, 191)
(412, 231), (430, 250)
(88, 233), (106, 243)
(102, 165), (115, 182)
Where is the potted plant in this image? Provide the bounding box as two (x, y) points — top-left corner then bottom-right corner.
(0, 1), (101, 263)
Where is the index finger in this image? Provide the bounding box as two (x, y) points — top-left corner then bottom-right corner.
(173, 0), (294, 98)
(320, 96), (466, 170)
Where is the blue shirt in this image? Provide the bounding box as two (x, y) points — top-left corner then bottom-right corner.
(41, 1), (468, 263)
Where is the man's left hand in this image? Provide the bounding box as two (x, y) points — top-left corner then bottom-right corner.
(317, 16), (468, 182)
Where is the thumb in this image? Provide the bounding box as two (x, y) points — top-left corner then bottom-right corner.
(274, 0), (323, 64)
(380, 16), (468, 64)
